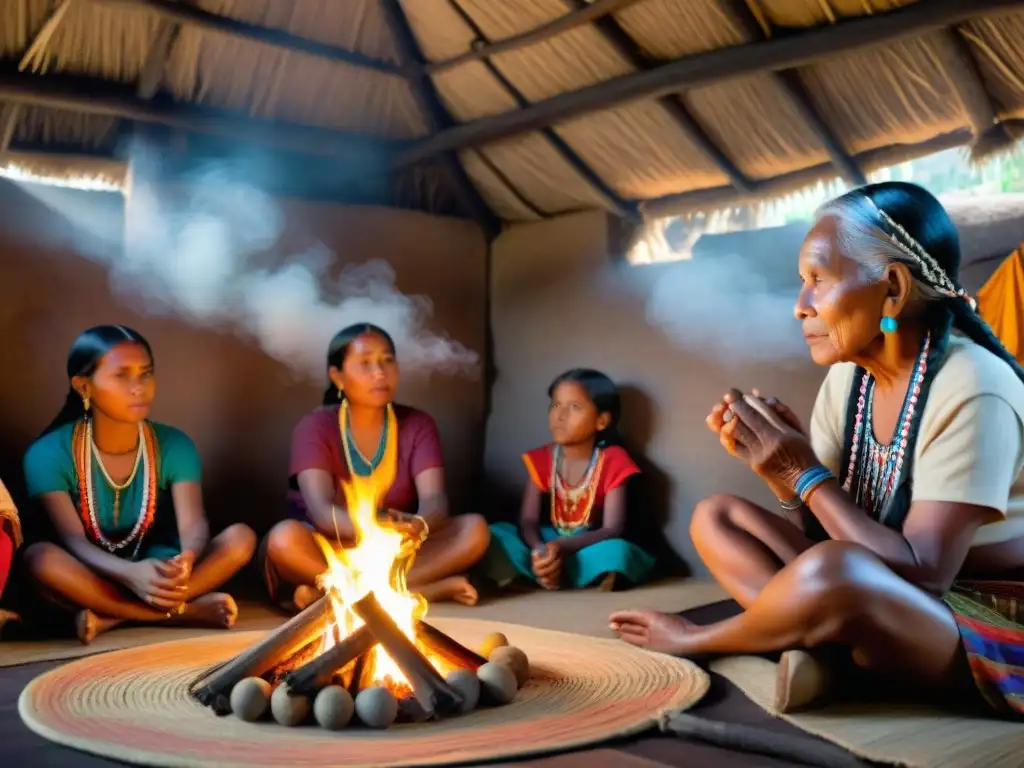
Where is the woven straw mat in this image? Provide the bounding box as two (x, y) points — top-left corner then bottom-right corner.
(19, 616), (709, 768)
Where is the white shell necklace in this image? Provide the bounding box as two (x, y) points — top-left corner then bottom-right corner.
(86, 420), (151, 557)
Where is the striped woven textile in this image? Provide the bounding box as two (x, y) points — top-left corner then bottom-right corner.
(944, 581), (1024, 715)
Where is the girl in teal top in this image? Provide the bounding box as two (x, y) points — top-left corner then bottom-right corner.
(21, 325), (256, 644)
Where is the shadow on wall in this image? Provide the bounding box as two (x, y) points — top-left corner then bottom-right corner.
(0, 179), (487, 551)
(617, 384), (686, 578)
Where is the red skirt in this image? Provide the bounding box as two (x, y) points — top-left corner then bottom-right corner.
(0, 528), (13, 600)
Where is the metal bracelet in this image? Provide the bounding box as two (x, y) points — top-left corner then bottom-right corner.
(778, 497), (803, 511)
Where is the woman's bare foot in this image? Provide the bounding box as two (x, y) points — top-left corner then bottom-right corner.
(608, 610), (702, 656)
(172, 593), (238, 629)
(0, 608), (21, 639)
(293, 584), (323, 612)
(416, 575), (479, 606)
(75, 609), (123, 645)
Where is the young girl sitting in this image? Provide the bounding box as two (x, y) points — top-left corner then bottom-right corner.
(21, 325), (256, 644)
(486, 369), (656, 591)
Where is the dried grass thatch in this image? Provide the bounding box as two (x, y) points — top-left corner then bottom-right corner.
(2, 0), (1024, 221)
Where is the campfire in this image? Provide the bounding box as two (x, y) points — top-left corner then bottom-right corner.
(188, 435), (529, 730)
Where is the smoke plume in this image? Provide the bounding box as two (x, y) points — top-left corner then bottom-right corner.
(632, 249), (808, 367)
(100, 151), (479, 381)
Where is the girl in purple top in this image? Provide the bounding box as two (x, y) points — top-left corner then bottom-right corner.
(260, 323), (489, 609)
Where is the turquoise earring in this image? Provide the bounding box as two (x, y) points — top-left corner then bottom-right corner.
(880, 316), (898, 334)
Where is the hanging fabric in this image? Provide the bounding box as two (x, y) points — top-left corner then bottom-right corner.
(977, 247), (1024, 364)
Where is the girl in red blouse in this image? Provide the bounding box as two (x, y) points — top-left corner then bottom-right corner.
(486, 369), (655, 590)
(259, 323), (490, 609)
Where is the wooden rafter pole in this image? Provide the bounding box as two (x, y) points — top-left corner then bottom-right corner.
(0, 70), (398, 161)
(378, 0), (500, 236)
(733, 0), (865, 186)
(90, 0), (406, 77)
(394, 0), (1024, 167)
(565, 0), (753, 194)
(425, 0), (645, 75)
(137, 20), (181, 99)
(448, 0), (637, 221)
(641, 128), (974, 219)
(940, 28), (999, 138)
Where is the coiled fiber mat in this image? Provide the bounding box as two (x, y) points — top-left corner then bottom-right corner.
(18, 616), (709, 768)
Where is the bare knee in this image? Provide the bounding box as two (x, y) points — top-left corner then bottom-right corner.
(689, 494), (742, 546)
(451, 514), (490, 559)
(265, 519), (314, 565)
(216, 523), (257, 566)
(789, 541), (877, 643)
(23, 542), (68, 584)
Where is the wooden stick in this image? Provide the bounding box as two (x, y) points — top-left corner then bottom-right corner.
(264, 638), (323, 686)
(344, 651), (372, 696)
(415, 620), (486, 671)
(283, 624), (377, 696)
(352, 592), (463, 718)
(189, 596), (332, 713)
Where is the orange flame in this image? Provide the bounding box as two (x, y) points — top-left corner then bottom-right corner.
(311, 402), (433, 692)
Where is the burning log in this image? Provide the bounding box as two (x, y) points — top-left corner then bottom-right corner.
(283, 623), (377, 696)
(189, 595), (333, 714)
(352, 592), (464, 718)
(345, 652), (370, 696)
(416, 620), (487, 671)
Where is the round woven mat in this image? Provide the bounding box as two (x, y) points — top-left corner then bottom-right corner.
(19, 617), (708, 768)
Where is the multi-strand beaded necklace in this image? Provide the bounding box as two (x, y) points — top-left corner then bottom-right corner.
(843, 333), (930, 521)
(72, 419), (159, 560)
(550, 445), (605, 536)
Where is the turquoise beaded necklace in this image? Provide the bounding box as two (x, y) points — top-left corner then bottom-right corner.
(343, 405), (390, 477)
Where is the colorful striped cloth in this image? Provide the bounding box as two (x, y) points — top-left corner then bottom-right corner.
(943, 581), (1024, 715)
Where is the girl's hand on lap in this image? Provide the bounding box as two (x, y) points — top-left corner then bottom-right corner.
(127, 559), (186, 612)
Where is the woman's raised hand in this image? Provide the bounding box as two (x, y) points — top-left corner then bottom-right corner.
(724, 394), (818, 491)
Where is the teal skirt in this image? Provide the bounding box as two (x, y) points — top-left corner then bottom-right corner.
(484, 522), (655, 589)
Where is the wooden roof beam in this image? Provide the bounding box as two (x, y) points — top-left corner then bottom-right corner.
(379, 0), (500, 237)
(942, 27), (999, 138)
(137, 18), (181, 99)
(91, 0), (407, 77)
(394, 0), (1024, 167)
(728, 0), (865, 186)
(449, 0), (638, 221)
(425, 0), (645, 75)
(0, 69), (399, 162)
(566, 0), (754, 194)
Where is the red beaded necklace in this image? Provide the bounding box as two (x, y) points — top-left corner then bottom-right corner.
(72, 419), (159, 558)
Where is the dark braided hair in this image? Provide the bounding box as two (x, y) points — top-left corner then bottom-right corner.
(813, 182), (1024, 537)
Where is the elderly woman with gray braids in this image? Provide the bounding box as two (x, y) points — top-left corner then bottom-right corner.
(609, 182), (1024, 717)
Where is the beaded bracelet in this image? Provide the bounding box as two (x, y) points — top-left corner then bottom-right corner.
(794, 465), (834, 503)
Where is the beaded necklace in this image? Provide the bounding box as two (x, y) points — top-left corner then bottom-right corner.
(338, 400), (398, 510)
(550, 445), (604, 536)
(843, 333), (930, 521)
(341, 402), (390, 477)
(72, 419), (159, 559)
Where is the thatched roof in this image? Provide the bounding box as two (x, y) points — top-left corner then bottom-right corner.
(2, 0), (1024, 231)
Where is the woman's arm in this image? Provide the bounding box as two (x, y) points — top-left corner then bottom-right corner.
(519, 481), (543, 551)
(555, 485), (627, 554)
(296, 469), (355, 540)
(39, 491), (138, 584)
(412, 467), (449, 530)
(805, 483), (994, 592)
(170, 482), (209, 563)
